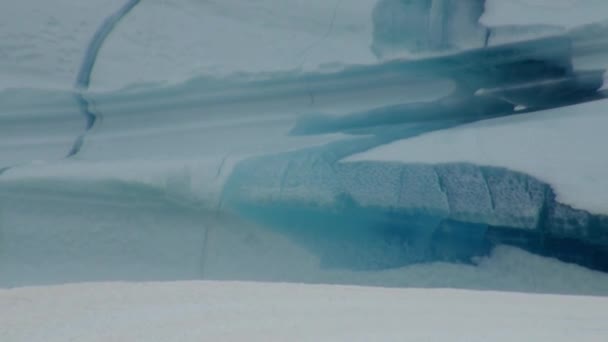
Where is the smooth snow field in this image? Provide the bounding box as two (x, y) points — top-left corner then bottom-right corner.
(2, 0), (608, 340)
(2, 281), (608, 342)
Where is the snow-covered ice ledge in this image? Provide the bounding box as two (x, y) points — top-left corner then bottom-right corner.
(346, 99), (608, 216)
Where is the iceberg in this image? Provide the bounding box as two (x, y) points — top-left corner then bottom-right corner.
(1, 0), (608, 289)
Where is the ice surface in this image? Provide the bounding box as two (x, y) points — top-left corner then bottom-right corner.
(0, 89), (84, 167)
(223, 144), (608, 270)
(369, 0), (608, 60)
(2, 0), (608, 288)
(3, 281), (608, 342)
(347, 99), (608, 215)
(482, 0), (608, 29)
(371, 0), (488, 58)
(92, 0), (378, 89)
(0, 0), (125, 90)
(3, 174), (608, 293)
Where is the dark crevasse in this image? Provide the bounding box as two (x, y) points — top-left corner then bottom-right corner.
(70, 0), (141, 157)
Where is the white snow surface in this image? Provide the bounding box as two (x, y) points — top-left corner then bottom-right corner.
(92, 0), (378, 90)
(1, 281), (608, 342)
(0, 0), (378, 91)
(482, 0), (608, 28)
(3, 0), (608, 90)
(347, 99), (608, 215)
(0, 0), (124, 90)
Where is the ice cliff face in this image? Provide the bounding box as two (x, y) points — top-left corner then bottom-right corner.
(1, 0), (608, 288)
(224, 152), (608, 271)
(371, 0), (488, 58)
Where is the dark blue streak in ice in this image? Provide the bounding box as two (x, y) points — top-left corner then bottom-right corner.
(68, 0), (140, 157)
(75, 0), (141, 89)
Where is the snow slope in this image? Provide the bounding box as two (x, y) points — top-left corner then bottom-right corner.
(3, 0), (607, 90)
(1, 281), (608, 342)
(0, 0), (378, 91)
(346, 99), (608, 214)
(483, 0), (608, 28)
(92, 0), (378, 90)
(0, 0), (124, 90)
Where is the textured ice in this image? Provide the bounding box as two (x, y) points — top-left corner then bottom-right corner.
(483, 168), (546, 230)
(223, 142), (608, 270)
(1, 0), (608, 287)
(371, 0), (488, 58)
(435, 164), (494, 224)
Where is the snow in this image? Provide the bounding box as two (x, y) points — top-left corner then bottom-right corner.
(3, 175), (608, 295)
(1, 3), (608, 338)
(1, 281), (608, 342)
(90, 0), (378, 90)
(0, 158), (234, 210)
(0, 88), (84, 167)
(0, 0), (124, 90)
(0, 0), (377, 91)
(346, 99), (608, 215)
(6, 0), (607, 91)
(482, 0), (608, 29)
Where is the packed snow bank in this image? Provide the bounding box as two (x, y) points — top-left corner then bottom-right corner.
(347, 99), (608, 215)
(1, 281), (608, 342)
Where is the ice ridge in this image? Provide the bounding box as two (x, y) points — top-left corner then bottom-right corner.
(223, 149), (608, 272)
